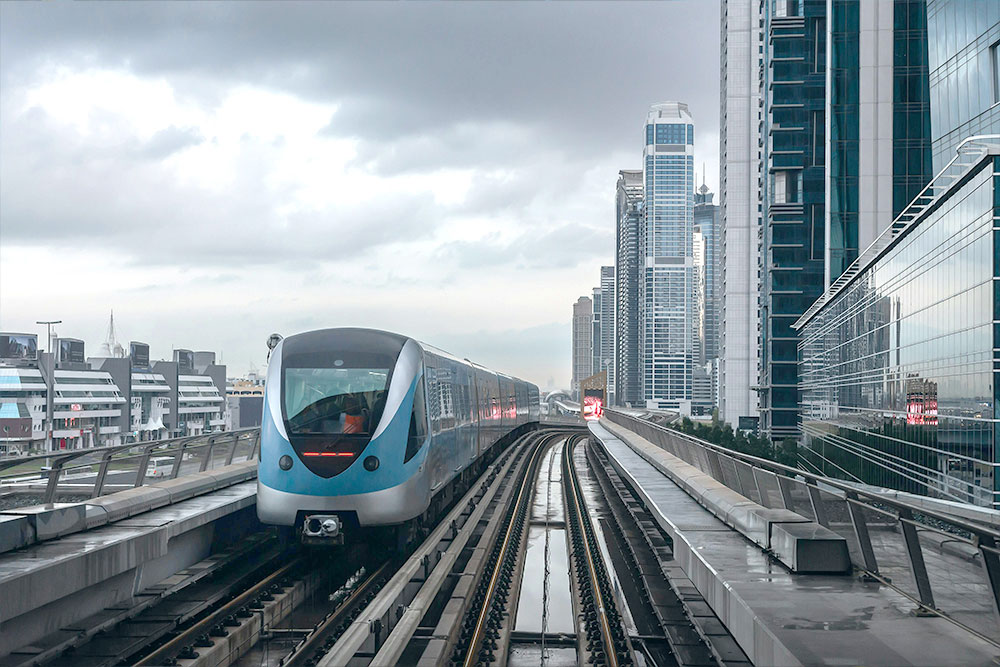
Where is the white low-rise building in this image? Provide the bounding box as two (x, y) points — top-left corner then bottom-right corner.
(0, 367), (47, 454)
(130, 372), (171, 440)
(176, 374), (225, 435)
(50, 369), (127, 449)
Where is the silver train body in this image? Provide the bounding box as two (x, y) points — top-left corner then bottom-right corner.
(257, 328), (539, 533)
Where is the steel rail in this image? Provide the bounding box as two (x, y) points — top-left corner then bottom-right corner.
(134, 555), (304, 666)
(563, 433), (621, 667)
(280, 560), (392, 667)
(459, 431), (554, 667)
(316, 428), (545, 667)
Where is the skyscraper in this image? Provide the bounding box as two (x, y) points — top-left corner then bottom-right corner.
(719, 0), (761, 428)
(826, 0), (933, 287)
(592, 285), (602, 381)
(598, 265), (615, 403)
(926, 1), (1000, 172)
(759, 0), (827, 442)
(571, 296), (593, 400)
(615, 170), (643, 407)
(693, 183), (720, 366)
(641, 102), (695, 412)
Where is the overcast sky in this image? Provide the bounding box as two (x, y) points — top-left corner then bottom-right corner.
(0, 1), (720, 390)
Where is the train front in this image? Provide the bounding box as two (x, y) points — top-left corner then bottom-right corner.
(257, 328), (431, 543)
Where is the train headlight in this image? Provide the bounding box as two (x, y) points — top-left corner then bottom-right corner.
(363, 455), (380, 471)
(278, 455), (293, 470)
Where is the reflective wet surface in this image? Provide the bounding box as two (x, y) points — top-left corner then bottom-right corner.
(507, 645), (579, 666)
(514, 440), (574, 635)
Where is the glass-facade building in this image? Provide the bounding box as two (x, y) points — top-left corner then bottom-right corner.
(827, 0), (933, 286)
(926, 0), (1000, 173)
(797, 142), (1000, 508)
(641, 102), (696, 411)
(615, 170), (643, 407)
(759, 0), (827, 441)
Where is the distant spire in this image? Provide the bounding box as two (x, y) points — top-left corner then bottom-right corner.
(100, 310), (125, 357)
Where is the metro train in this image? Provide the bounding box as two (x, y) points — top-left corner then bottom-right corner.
(256, 328), (540, 542)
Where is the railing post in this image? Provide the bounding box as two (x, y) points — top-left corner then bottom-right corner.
(91, 451), (114, 498)
(225, 431), (239, 466)
(43, 461), (64, 505)
(200, 437), (215, 472)
(805, 479), (830, 527)
(250, 430), (261, 460)
(776, 474), (797, 511)
(897, 508), (935, 610)
(135, 445), (156, 488)
(976, 535), (1000, 622)
(172, 440), (188, 479)
(846, 491), (879, 574)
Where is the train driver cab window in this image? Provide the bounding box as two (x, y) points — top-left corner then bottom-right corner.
(284, 367), (390, 437)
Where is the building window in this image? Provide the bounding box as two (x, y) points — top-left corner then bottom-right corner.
(812, 110), (825, 166)
(813, 17), (826, 72)
(774, 0), (798, 18)
(992, 42), (1000, 105)
(773, 171), (799, 203)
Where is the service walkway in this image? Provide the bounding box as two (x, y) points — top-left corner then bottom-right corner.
(591, 418), (1000, 667)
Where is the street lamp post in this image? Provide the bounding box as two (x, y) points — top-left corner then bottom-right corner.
(35, 320), (61, 354)
(35, 320), (60, 457)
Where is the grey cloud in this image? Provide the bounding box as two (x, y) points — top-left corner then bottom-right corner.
(436, 223), (611, 271)
(1, 2), (720, 165)
(0, 106), (444, 265)
(138, 126), (203, 160)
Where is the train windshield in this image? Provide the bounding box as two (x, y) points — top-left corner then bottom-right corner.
(284, 368), (390, 436)
(278, 329), (407, 477)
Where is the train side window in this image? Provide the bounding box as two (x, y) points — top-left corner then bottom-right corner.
(405, 379), (428, 463)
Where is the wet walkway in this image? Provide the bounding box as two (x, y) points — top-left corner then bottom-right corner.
(593, 419), (1000, 667)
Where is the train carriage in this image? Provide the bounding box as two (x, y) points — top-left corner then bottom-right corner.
(257, 328), (539, 542)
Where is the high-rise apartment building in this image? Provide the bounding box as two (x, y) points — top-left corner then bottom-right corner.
(597, 265), (615, 403)
(571, 296), (593, 400)
(926, 1), (1000, 172)
(758, 0), (827, 442)
(693, 184), (720, 366)
(641, 102), (696, 412)
(827, 0), (933, 286)
(615, 170), (643, 407)
(719, 0), (761, 429)
(592, 286), (602, 381)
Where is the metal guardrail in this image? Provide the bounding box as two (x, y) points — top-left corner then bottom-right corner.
(0, 428), (261, 505)
(603, 409), (1000, 645)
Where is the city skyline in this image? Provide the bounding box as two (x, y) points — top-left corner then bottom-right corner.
(0, 1), (721, 389)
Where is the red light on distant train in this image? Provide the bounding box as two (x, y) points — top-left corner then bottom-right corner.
(582, 396), (603, 421)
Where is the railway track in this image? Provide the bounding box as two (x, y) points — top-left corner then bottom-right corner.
(36, 424), (741, 667)
(24, 531), (291, 667)
(562, 434), (634, 667)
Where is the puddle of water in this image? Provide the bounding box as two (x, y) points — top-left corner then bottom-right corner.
(507, 645), (579, 667)
(530, 442), (565, 523)
(515, 528), (575, 634)
(515, 440), (575, 635)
